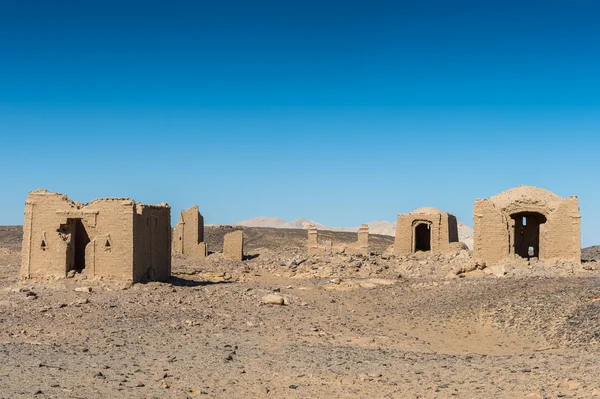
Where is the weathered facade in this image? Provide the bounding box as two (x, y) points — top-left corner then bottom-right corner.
(21, 189), (171, 282)
(223, 230), (244, 261)
(307, 224), (370, 256)
(172, 205), (207, 258)
(473, 186), (581, 265)
(394, 208), (459, 255)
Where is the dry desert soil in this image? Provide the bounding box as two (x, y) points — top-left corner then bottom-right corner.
(1, 225), (600, 398)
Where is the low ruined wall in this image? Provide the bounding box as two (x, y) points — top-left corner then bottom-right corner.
(223, 230), (243, 261)
(308, 225), (369, 256)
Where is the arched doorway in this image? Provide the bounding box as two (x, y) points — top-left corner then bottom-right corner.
(414, 222), (431, 252)
(511, 212), (546, 259)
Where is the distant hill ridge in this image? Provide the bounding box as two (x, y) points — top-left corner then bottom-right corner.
(234, 216), (474, 249)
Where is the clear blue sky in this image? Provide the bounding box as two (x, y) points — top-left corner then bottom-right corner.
(1, 1), (599, 246)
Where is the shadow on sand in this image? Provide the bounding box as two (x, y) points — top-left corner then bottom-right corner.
(168, 275), (233, 287)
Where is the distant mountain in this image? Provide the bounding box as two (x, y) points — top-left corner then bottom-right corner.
(366, 220), (396, 236)
(233, 216), (474, 249)
(236, 217), (289, 228)
(282, 218), (330, 230)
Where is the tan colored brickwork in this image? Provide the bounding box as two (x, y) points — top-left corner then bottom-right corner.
(346, 224), (369, 255)
(394, 207), (459, 255)
(21, 189), (171, 282)
(307, 225), (322, 256)
(473, 185), (581, 265)
(307, 224), (369, 256)
(172, 205), (207, 258)
(358, 224), (369, 247)
(223, 230), (243, 261)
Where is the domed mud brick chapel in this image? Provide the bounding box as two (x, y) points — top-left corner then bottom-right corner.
(394, 207), (460, 255)
(473, 186), (581, 265)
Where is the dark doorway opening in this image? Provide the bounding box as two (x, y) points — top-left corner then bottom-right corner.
(511, 212), (546, 259)
(72, 219), (90, 271)
(415, 223), (431, 252)
(59, 218), (90, 272)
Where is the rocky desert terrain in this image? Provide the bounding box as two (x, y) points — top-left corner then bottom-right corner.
(1, 225), (599, 398)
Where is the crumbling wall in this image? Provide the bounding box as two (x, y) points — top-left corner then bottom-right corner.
(172, 205), (207, 258)
(307, 225), (322, 256)
(358, 224), (368, 247)
(21, 189), (171, 282)
(473, 186), (580, 265)
(223, 230), (243, 261)
(394, 208), (459, 255)
(307, 224), (369, 256)
(346, 224), (369, 255)
(133, 203), (171, 282)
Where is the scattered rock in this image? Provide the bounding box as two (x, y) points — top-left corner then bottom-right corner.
(25, 291), (38, 299)
(359, 282), (377, 289)
(261, 294), (285, 305)
(75, 287), (92, 293)
(484, 264), (506, 277)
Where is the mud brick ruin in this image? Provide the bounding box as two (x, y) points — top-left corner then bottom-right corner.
(20, 189), (171, 282)
(307, 225), (322, 255)
(223, 230), (244, 261)
(352, 224), (369, 255)
(172, 205), (207, 258)
(394, 208), (460, 255)
(473, 185), (581, 265)
(307, 224), (370, 256)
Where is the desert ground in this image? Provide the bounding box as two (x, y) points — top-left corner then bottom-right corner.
(1, 225), (600, 398)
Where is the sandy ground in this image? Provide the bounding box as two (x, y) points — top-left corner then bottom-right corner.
(1, 226), (599, 398)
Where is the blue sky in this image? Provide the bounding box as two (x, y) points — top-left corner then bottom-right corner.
(0, 1), (599, 246)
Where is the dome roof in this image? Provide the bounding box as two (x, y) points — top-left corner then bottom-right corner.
(488, 185), (564, 214)
(411, 207), (443, 215)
